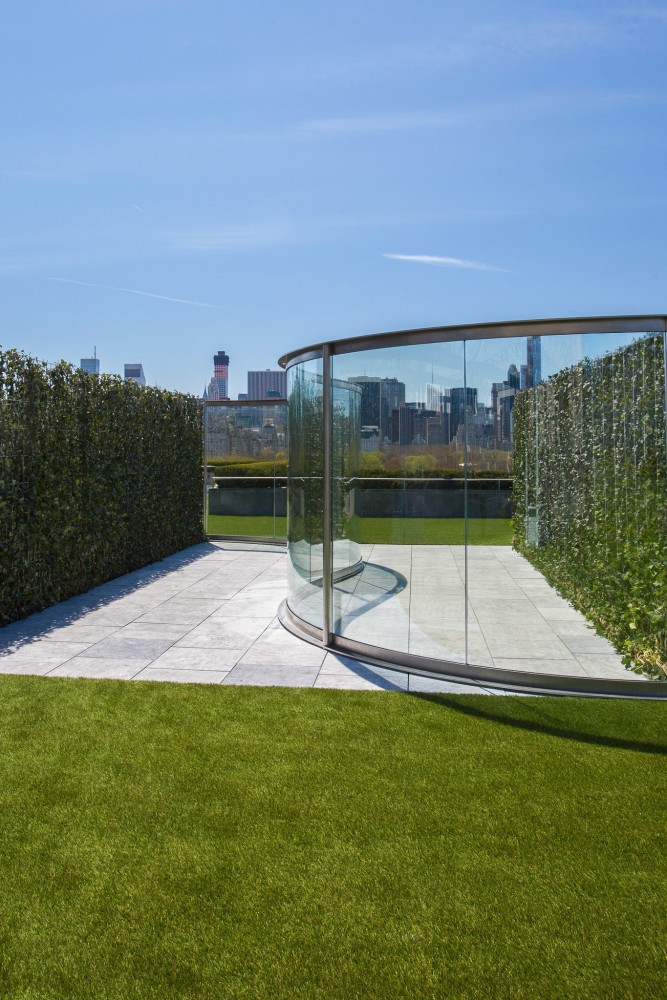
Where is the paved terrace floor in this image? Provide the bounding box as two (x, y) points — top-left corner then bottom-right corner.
(0, 541), (647, 694)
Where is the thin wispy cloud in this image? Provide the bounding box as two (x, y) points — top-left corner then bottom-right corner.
(295, 112), (454, 135)
(46, 277), (219, 308)
(171, 221), (291, 252)
(383, 254), (510, 273)
(131, 203), (147, 214)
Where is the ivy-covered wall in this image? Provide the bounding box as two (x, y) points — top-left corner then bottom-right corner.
(513, 334), (666, 679)
(0, 347), (204, 627)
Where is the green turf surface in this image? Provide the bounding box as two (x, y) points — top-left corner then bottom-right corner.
(206, 514), (287, 537)
(206, 515), (511, 545)
(349, 516), (513, 545)
(0, 676), (664, 999)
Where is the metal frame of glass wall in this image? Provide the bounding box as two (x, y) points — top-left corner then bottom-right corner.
(204, 398), (288, 544)
(278, 316), (667, 697)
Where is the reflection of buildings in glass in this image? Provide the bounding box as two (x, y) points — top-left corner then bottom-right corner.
(206, 406), (287, 459)
(490, 341), (543, 448)
(449, 387), (478, 443)
(360, 426), (381, 452)
(526, 336), (542, 387)
(426, 382), (444, 413)
(390, 402), (443, 446)
(349, 376), (406, 447)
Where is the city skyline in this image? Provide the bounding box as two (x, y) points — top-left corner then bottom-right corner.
(2, 2), (665, 397)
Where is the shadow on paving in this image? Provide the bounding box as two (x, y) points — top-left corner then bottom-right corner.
(0, 542), (235, 654)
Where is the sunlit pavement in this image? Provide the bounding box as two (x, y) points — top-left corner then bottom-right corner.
(0, 540), (644, 693)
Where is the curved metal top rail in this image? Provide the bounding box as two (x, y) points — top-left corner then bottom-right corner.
(278, 314), (667, 369)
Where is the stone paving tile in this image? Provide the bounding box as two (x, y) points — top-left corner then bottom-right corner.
(1, 640), (92, 660)
(0, 540), (650, 693)
(534, 605), (584, 621)
(81, 636), (177, 660)
(560, 635), (618, 654)
(150, 647), (246, 670)
(211, 594), (282, 616)
(37, 624), (120, 644)
(0, 658), (71, 676)
(491, 657), (587, 676)
(48, 658), (148, 679)
(135, 600), (224, 626)
(134, 667), (229, 684)
(575, 654), (639, 678)
(223, 664), (319, 687)
(236, 631), (326, 667)
(472, 600), (550, 625)
(482, 633), (574, 659)
(117, 623), (194, 641)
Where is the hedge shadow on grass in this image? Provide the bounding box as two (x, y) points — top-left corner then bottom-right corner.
(412, 692), (667, 756)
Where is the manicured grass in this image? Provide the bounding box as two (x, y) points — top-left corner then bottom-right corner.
(205, 515), (511, 545)
(0, 676), (665, 999)
(206, 514), (287, 537)
(349, 516), (513, 545)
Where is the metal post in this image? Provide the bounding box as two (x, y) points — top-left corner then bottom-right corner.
(322, 345), (332, 646)
(463, 341), (469, 666)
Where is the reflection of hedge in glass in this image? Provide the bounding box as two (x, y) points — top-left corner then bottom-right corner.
(0, 348), (204, 627)
(513, 334), (666, 678)
(288, 368), (323, 546)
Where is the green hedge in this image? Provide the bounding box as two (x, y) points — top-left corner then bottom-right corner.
(513, 334), (666, 679)
(210, 459), (288, 478)
(0, 348), (204, 627)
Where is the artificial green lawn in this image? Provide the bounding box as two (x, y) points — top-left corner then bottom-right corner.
(206, 515), (512, 545)
(206, 514), (287, 538)
(0, 677), (665, 999)
(348, 516), (513, 545)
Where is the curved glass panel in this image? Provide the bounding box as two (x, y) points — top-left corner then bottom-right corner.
(331, 342), (468, 661)
(204, 401), (287, 539)
(287, 358), (324, 629)
(284, 322), (666, 687)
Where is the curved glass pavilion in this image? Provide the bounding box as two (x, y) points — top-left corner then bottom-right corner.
(279, 316), (667, 697)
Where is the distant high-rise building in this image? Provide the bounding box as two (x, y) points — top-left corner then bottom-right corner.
(204, 350), (230, 400)
(449, 387), (478, 442)
(350, 376), (406, 446)
(80, 349), (100, 375)
(124, 363), (146, 386)
(526, 336), (542, 387)
(247, 369), (287, 399)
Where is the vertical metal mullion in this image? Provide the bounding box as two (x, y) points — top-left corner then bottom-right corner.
(463, 341), (468, 666)
(322, 345), (332, 646)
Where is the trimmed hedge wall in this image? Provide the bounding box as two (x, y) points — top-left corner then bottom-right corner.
(0, 347), (204, 627)
(513, 334), (666, 679)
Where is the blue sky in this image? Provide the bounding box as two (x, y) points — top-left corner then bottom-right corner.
(2, 0), (666, 398)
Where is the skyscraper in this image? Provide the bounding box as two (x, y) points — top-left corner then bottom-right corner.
(349, 376), (406, 445)
(80, 349), (100, 375)
(526, 336), (542, 387)
(124, 364), (146, 386)
(247, 369), (287, 399)
(205, 350), (230, 400)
